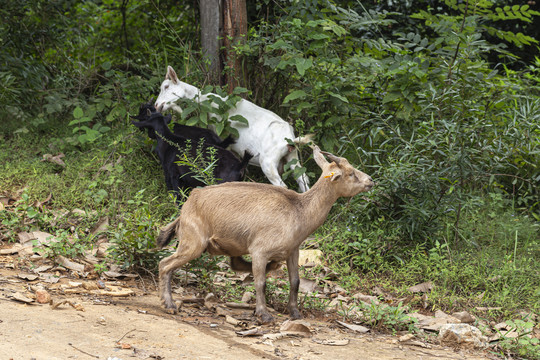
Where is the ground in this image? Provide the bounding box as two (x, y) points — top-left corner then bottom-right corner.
(0, 258), (495, 360)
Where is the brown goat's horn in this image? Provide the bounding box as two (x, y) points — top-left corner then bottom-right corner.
(321, 151), (341, 165)
(146, 108), (152, 116)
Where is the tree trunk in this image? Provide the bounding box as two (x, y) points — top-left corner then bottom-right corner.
(222, 0), (247, 93)
(200, 0), (222, 85)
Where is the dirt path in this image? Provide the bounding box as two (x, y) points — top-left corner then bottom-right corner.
(0, 264), (493, 360)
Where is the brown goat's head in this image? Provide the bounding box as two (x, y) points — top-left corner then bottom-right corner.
(312, 145), (374, 197)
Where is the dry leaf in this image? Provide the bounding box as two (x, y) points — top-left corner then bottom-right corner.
(299, 278), (318, 294)
(91, 216), (109, 235)
(408, 281), (433, 293)
(312, 338), (349, 346)
(225, 315), (248, 328)
(262, 333), (286, 341)
(236, 327), (264, 337)
(298, 249), (323, 267)
(336, 320), (370, 333)
(42, 153), (66, 167)
(51, 299), (85, 311)
(12, 292), (34, 304)
(18, 273), (39, 281)
(56, 255), (85, 273)
(226, 302), (256, 309)
(33, 265), (53, 273)
(280, 320), (312, 336)
(352, 293), (380, 305)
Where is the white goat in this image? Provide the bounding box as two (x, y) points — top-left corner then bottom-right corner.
(157, 145), (374, 323)
(154, 66), (312, 192)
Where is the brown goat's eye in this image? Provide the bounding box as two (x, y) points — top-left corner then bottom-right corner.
(164, 85), (169, 90)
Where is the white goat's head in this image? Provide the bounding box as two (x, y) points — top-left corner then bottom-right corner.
(312, 145), (374, 197)
(154, 66), (198, 113)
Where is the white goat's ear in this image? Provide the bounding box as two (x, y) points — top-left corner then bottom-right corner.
(166, 66), (179, 84)
(313, 145), (329, 168)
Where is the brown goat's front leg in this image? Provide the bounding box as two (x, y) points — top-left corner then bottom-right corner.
(286, 247), (302, 319)
(252, 256), (273, 324)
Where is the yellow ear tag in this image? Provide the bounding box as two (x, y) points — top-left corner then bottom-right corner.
(324, 172), (335, 179)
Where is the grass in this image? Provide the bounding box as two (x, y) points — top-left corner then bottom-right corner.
(1, 116), (539, 359)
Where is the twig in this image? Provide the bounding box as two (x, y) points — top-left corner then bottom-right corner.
(68, 343), (99, 359)
(116, 328), (137, 344)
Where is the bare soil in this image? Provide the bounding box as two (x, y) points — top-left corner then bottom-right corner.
(0, 258), (494, 360)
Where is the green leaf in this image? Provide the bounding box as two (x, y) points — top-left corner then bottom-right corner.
(186, 117), (198, 126)
(295, 58), (313, 76)
(200, 112), (208, 125)
(328, 92), (349, 103)
(182, 104), (198, 119)
(232, 87), (249, 95)
(229, 114), (249, 126)
(73, 106), (84, 119)
(382, 92), (401, 104)
(215, 121), (224, 136)
(283, 90), (307, 104)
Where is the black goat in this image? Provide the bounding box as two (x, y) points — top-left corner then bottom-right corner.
(133, 102), (235, 148)
(131, 107), (252, 196)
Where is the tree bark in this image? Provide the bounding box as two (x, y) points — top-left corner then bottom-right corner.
(200, 0), (222, 85)
(222, 0), (247, 93)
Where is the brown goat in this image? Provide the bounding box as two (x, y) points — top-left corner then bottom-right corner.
(157, 145), (374, 323)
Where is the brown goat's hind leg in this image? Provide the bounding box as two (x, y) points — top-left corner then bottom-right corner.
(158, 234), (206, 313)
(286, 247), (302, 319)
(251, 256), (273, 324)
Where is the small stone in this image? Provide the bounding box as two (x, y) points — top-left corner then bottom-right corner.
(399, 333), (415, 342)
(35, 289), (51, 304)
(439, 323), (487, 349)
(452, 311), (475, 324)
(241, 291), (254, 303)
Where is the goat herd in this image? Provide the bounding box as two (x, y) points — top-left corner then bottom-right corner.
(133, 66), (375, 323)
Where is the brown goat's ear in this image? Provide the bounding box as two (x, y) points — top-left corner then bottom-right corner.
(330, 168), (342, 182)
(323, 166), (342, 181)
(166, 65), (179, 84)
(313, 145), (329, 168)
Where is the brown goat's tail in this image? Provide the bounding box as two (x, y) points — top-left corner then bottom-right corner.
(156, 218), (180, 249)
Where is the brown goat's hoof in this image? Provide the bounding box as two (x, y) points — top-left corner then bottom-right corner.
(164, 307), (177, 315)
(289, 309), (302, 320)
(256, 312), (274, 325)
(162, 300), (180, 314)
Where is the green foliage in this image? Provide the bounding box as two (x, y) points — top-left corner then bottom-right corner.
(174, 85), (250, 138)
(40, 229), (93, 260)
(0, 190), (50, 236)
(1, 1), (539, 357)
(497, 318), (540, 359)
(340, 301), (418, 334)
(108, 190), (169, 271)
(171, 138), (219, 185)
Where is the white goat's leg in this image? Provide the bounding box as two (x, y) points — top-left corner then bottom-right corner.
(252, 256), (274, 323)
(158, 230), (207, 313)
(285, 150), (310, 192)
(260, 157), (287, 188)
(286, 247), (302, 319)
